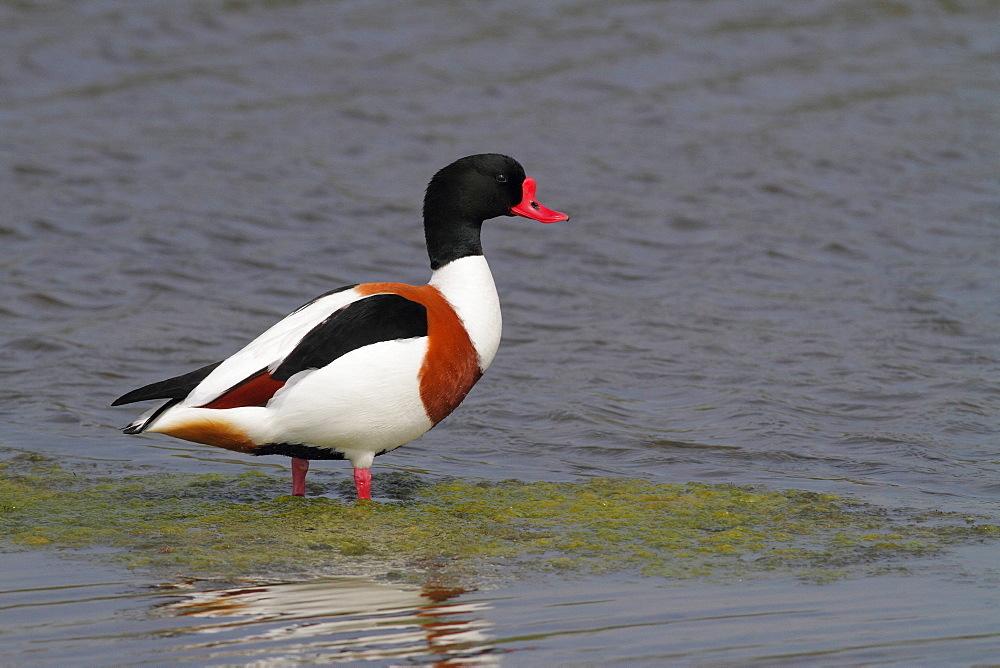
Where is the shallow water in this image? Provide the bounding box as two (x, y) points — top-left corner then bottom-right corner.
(3, 548), (999, 665)
(2, 0), (999, 664)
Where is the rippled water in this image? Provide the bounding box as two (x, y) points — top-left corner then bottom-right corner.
(3, 0), (999, 664)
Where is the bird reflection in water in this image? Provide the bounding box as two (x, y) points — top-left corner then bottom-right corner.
(158, 576), (498, 665)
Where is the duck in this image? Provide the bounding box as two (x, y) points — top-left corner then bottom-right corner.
(112, 154), (569, 500)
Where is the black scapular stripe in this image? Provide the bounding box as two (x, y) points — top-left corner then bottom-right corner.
(271, 293), (428, 382)
(112, 360), (223, 406)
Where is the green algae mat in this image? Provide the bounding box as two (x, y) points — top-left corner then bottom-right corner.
(1, 451), (996, 584)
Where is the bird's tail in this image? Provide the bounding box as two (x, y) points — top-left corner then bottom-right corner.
(122, 399), (179, 434)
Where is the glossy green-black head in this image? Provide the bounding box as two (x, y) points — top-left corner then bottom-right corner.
(423, 154), (568, 269)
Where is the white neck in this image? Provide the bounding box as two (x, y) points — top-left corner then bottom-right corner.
(429, 255), (502, 370)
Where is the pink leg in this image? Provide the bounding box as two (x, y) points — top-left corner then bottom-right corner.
(354, 468), (372, 500)
(291, 457), (309, 497)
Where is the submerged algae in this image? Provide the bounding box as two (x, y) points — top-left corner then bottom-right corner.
(1, 453), (995, 583)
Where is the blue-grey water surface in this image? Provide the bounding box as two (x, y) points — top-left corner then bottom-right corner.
(2, 0), (999, 664)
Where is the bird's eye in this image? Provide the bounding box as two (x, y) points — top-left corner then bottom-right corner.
(495, 174), (508, 183)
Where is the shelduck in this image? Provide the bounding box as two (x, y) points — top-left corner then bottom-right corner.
(112, 154), (568, 500)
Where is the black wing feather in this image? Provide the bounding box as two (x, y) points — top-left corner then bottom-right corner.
(272, 293), (428, 381)
(112, 360), (223, 406)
